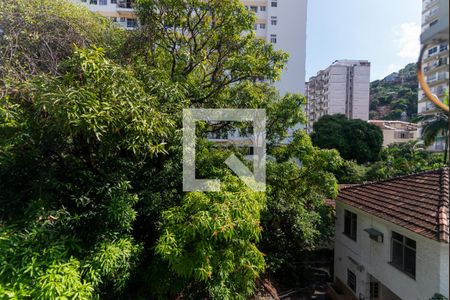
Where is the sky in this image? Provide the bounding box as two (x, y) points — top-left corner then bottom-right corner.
(306, 0), (423, 81)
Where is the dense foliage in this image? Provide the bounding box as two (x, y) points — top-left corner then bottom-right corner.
(310, 114), (383, 164)
(369, 63), (418, 121)
(0, 0), (124, 81)
(334, 141), (445, 183)
(0, 0), (340, 298)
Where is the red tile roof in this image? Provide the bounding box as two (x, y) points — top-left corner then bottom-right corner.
(337, 168), (449, 243)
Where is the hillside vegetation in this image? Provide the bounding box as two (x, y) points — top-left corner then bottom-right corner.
(369, 63), (418, 121)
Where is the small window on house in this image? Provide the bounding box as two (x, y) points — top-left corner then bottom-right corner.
(99, 0), (107, 5)
(119, 17), (126, 22)
(90, 0), (97, 4)
(271, 1), (277, 7)
(260, 23), (266, 29)
(111, 0), (117, 3)
(250, 6), (258, 13)
(347, 269), (356, 292)
(344, 210), (357, 241)
(110, 17), (117, 22)
(270, 34), (277, 44)
(370, 282), (379, 298)
(391, 231), (416, 278)
(260, 6), (266, 11)
(440, 44), (448, 52)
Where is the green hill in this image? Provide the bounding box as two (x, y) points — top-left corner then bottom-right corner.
(369, 63), (418, 121)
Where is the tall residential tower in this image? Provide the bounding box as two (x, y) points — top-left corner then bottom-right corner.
(418, 0), (449, 151)
(306, 60), (371, 133)
(72, 0), (308, 95)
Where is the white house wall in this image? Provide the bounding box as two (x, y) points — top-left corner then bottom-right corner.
(335, 202), (449, 300)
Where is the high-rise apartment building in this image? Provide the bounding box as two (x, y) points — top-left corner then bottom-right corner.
(418, 0), (449, 151)
(71, 0), (308, 95)
(306, 60), (371, 133)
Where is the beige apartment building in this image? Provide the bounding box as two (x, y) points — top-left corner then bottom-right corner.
(418, 0), (449, 151)
(368, 120), (418, 147)
(306, 60), (371, 133)
(71, 0), (308, 95)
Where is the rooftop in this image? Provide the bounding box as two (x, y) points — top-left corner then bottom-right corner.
(337, 168), (449, 243)
(368, 120), (418, 131)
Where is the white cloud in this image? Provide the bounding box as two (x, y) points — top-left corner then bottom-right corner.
(395, 22), (421, 59)
(375, 63), (401, 80)
(386, 63), (401, 74)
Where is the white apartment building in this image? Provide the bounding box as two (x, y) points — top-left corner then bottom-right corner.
(418, 0), (449, 151)
(72, 0), (137, 29)
(71, 0), (308, 95)
(332, 168), (449, 300)
(306, 60), (370, 133)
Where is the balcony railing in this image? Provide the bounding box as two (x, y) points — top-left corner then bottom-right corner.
(117, 0), (133, 9)
(425, 0), (438, 9)
(424, 11), (439, 23)
(424, 58), (449, 73)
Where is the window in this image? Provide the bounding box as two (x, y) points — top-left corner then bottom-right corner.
(110, 17), (117, 22)
(250, 6), (258, 13)
(391, 231), (416, 278)
(347, 269), (356, 292)
(260, 6), (266, 11)
(127, 18), (138, 28)
(90, 0), (97, 4)
(260, 23), (266, 29)
(248, 147), (254, 156)
(111, 0), (117, 3)
(253, 24), (258, 30)
(428, 46), (438, 57)
(344, 210), (357, 241)
(271, 1), (277, 7)
(271, 16), (277, 26)
(270, 34), (277, 44)
(99, 0), (107, 4)
(370, 282), (379, 298)
(440, 44), (448, 52)
(119, 17), (126, 22)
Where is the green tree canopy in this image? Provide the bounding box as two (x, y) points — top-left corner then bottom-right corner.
(310, 114), (383, 164)
(0, 0), (124, 82)
(0, 0), (339, 298)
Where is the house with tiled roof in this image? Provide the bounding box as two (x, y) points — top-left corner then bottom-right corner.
(331, 168), (449, 300)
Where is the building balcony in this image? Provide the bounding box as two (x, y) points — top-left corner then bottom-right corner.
(424, 0), (438, 10)
(423, 10), (439, 25)
(426, 73), (449, 85)
(424, 59), (449, 74)
(117, 0), (133, 9)
(117, 0), (135, 16)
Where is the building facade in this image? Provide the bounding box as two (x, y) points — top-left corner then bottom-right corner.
(72, 0), (137, 29)
(332, 168), (449, 300)
(368, 120), (418, 147)
(418, 0), (449, 151)
(306, 60), (370, 133)
(71, 0), (308, 95)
